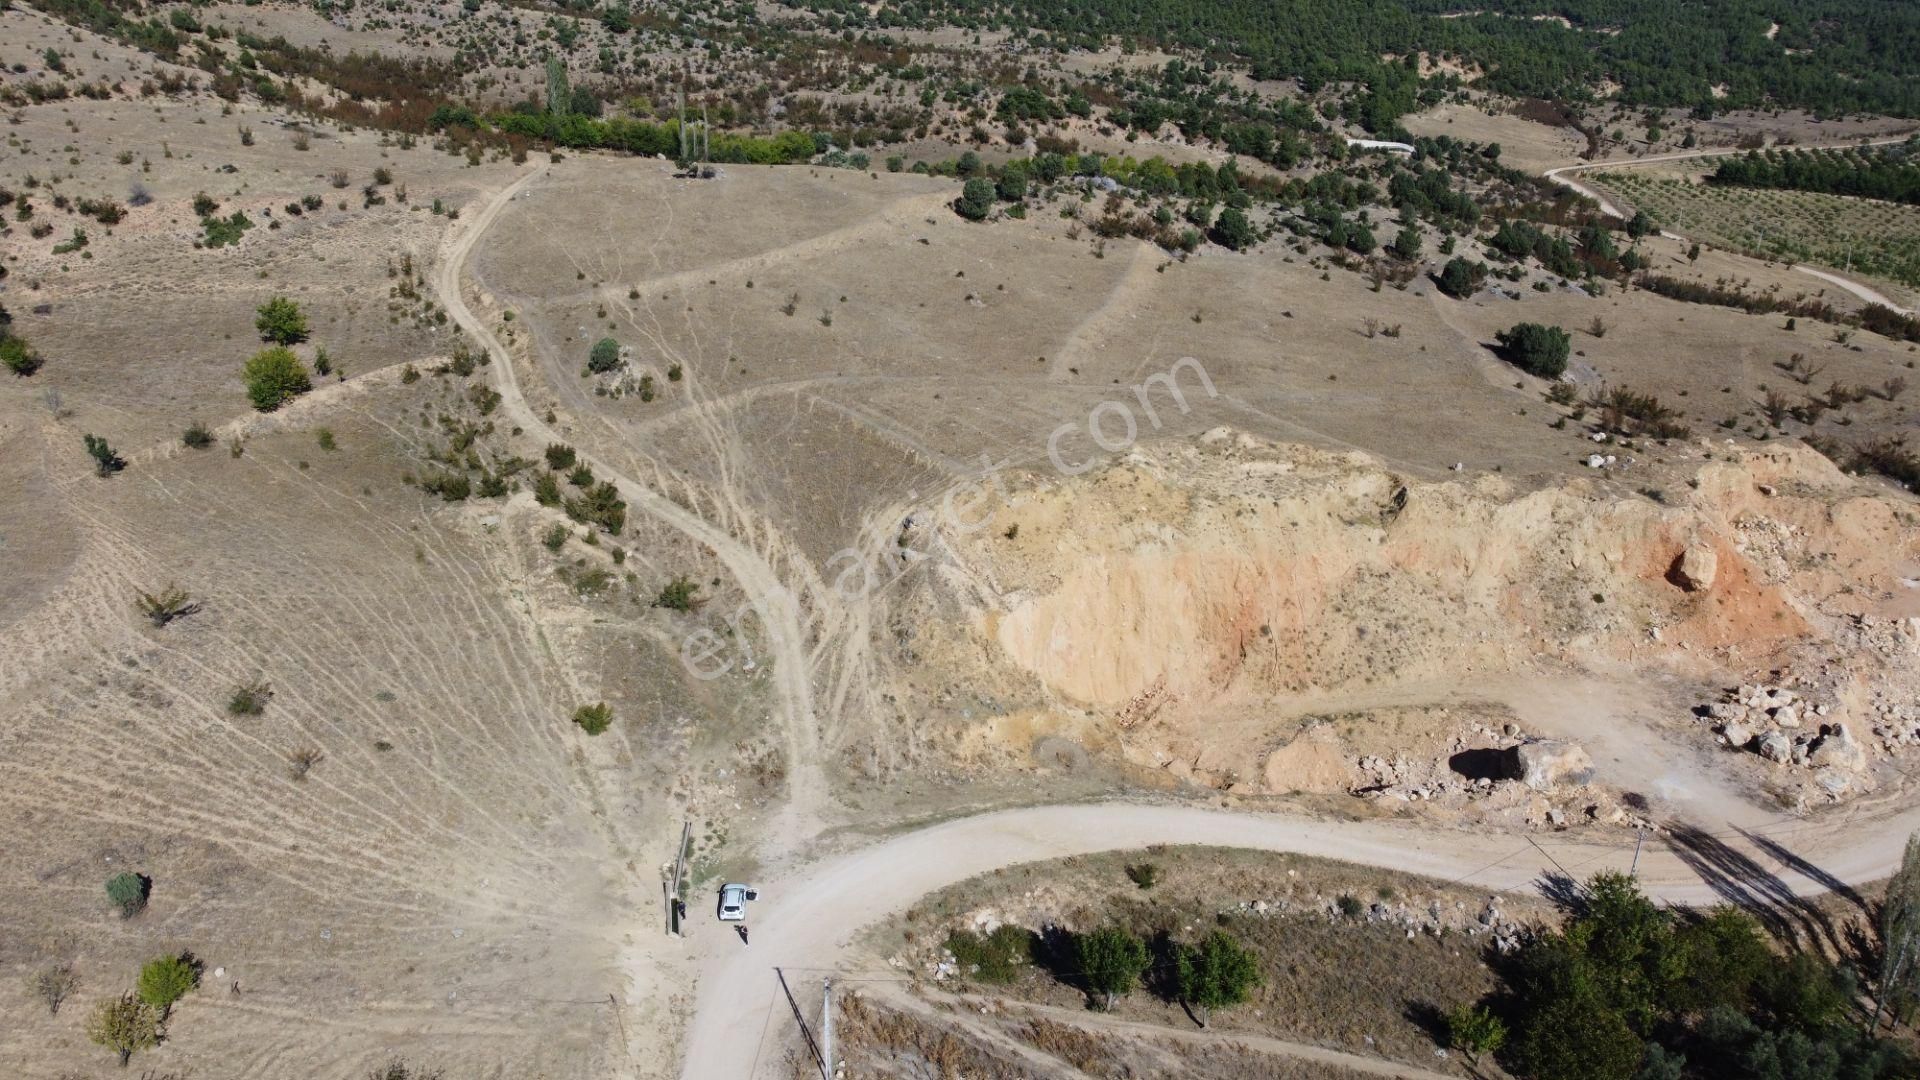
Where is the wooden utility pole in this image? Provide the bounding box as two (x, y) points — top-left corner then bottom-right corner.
(677, 61), (689, 163)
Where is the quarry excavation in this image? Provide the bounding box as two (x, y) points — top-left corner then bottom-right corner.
(3, 1), (1920, 1077)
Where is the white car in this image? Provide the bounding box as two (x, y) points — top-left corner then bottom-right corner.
(717, 883), (758, 921)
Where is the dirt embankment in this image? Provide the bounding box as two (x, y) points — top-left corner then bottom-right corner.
(892, 430), (1920, 810)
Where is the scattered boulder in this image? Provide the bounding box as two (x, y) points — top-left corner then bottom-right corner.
(1808, 724), (1866, 773)
(1505, 740), (1594, 790)
(1671, 543), (1719, 592)
(1720, 721), (1753, 749)
(1756, 732), (1793, 763)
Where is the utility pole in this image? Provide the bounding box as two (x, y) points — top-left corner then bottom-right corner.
(1630, 828), (1644, 877)
(820, 978), (833, 1080)
(677, 61), (689, 163)
(668, 819), (691, 935)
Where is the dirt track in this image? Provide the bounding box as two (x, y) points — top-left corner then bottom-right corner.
(1543, 138), (1917, 314)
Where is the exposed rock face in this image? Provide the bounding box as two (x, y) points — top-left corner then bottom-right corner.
(1674, 543), (1719, 592)
(1506, 740), (1593, 790)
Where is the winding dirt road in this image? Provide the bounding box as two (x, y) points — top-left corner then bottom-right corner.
(439, 160), (1920, 1080)
(1543, 137), (1916, 315)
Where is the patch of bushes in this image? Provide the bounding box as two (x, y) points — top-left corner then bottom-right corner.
(255, 296), (309, 344)
(572, 702), (612, 735)
(945, 925), (1032, 983)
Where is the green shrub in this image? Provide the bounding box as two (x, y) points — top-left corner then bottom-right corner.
(242, 347), (312, 411)
(945, 925), (1031, 983)
(105, 872), (148, 918)
(181, 421), (214, 448)
(200, 210), (253, 248)
(254, 296), (309, 344)
(1446, 1003), (1508, 1061)
(227, 679), (272, 716)
(420, 472), (471, 501)
(84, 434), (125, 476)
(544, 443), (576, 470)
(1211, 206), (1256, 250)
(542, 523), (569, 552)
(1125, 862), (1160, 889)
(572, 702), (612, 735)
(533, 472), (562, 506)
(1, 336), (40, 376)
(653, 575), (700, 612)
(586, 337), (622, 374)
(1494, 322), (1571, 378)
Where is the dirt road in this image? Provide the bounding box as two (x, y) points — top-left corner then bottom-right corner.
(680, 799), (1920, 1078)
(1542, 137), (1916, 315)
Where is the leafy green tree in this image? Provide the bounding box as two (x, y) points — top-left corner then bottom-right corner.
(1446, 1003), (1508, 1063)
(955, 178), (995, 221)
(84, 434), (125, 477)
(1626, 210), (1656, 239)
(1494, 322), (1571, 378)
(137, 954), (199, 1020)
(1174, 931), (1262, 1025)
(1210, 206), (1255, 250)
(587, 337), (622, 374)
(996, 161), (1030, 202)
(1075, 925), (1149, 1010)
(956, 150), (982, 177)
(86, 993), (160, 1067)
(254, 296), (309, 344)
(243, 347), (312, 411)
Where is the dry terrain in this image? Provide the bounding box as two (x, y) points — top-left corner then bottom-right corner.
(3, 3), (1920, 1078)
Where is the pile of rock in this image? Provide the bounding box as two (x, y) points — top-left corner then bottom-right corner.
(1869, 693), (1920, 751)
(1700, 680), (1872, 799)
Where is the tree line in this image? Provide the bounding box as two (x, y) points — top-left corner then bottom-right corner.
(1710, 142), (1920, 207)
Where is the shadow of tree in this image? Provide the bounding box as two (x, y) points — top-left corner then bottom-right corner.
(1664, 824), (1840, 953)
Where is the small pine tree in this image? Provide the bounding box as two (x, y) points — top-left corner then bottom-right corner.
(84, 434), (126, 477)
(1876, 832), (1920, 1030)
(955, 178), (995, 221)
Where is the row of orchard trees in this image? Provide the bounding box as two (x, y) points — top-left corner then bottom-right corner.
(1710, 143), (1920, 206)
(944, 919), (1261, 1025)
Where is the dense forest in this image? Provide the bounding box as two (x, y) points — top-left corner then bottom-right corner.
(1710, 141), (1920, 206)
(786, 0), (1920, 126)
